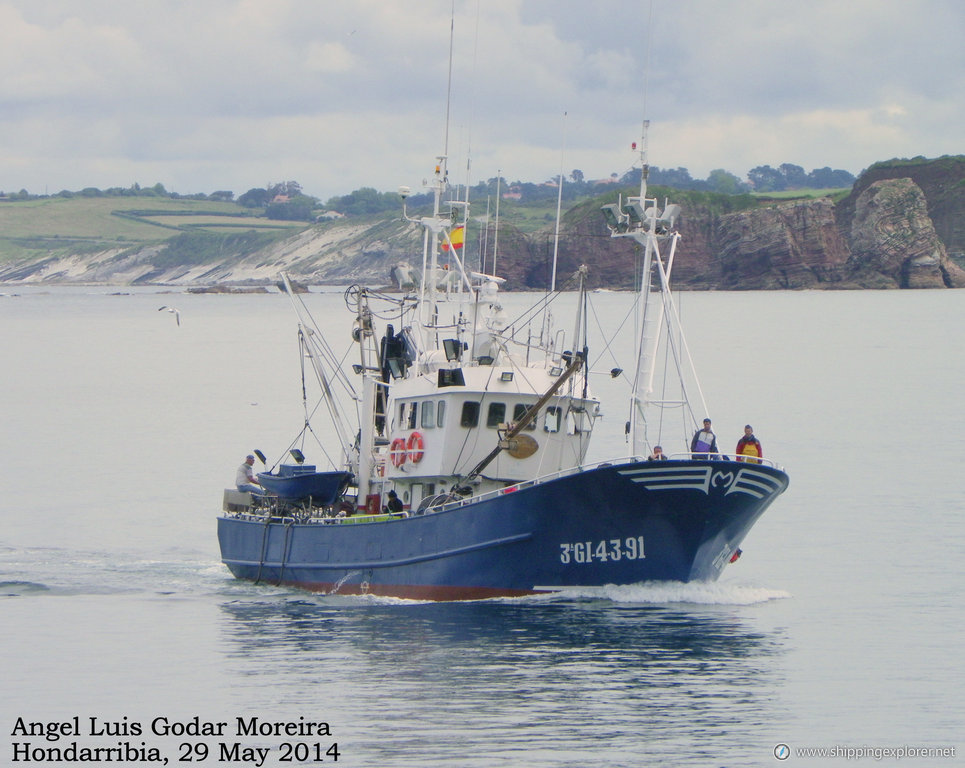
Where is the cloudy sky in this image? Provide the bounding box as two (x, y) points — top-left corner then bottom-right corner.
(1, 0), (961, 201)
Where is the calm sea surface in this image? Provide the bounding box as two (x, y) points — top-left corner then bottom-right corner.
(1, 287), (963, 767)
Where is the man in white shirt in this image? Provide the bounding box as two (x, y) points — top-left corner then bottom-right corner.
(235, 455), (263, 494)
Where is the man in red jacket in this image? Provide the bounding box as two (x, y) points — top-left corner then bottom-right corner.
(736, 425), (763, 463)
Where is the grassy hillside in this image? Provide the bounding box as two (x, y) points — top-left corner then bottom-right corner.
(0, 196), (302, 262)
(0, 183), (855, 260)
(752, 187), (851, 202)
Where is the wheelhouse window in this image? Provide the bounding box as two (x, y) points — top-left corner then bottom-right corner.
(421, 400), (435, 429)
(437, 400), (446, 428)
(486, 403), (506, 428)
(544, 406), (562, 433)
(513, 403), (537, 430)
(406, 402), (418, 430)
(568, 406), (592, 434)
(438, 368), (466, 387)
(460, 401), (480, 428)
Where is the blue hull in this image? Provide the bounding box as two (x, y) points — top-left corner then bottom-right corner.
(218, 459), (788, 600)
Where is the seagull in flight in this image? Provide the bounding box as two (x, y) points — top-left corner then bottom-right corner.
(158, 306), (181, 326)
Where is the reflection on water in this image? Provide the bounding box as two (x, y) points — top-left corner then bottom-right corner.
(218, 592), (788, 766)
(0, 541), (792, 762)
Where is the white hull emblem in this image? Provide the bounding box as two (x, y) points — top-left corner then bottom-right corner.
(712, 471), (734, 488)
(618, 465), (785, 500)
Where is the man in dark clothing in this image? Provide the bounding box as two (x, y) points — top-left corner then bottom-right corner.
(385, 489), (404, 513)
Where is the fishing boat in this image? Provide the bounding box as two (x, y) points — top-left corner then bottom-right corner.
(217, 128), (789, 601)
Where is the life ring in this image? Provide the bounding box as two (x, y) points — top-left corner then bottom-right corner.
(389, 437), (408, 467)
(407, 431), (425, 463)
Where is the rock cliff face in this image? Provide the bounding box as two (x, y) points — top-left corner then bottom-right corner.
(546, 156), (964, 290)
(714, 198), (851, 289)
(848, 178), (965, 288)
(837, 156), (964, 264)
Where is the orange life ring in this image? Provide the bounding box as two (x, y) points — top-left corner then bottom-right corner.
(407, 431), (425, 463)
(389, 437), (408, 467)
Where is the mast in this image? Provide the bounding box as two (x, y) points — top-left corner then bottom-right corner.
(600, 125), (703, 456)
(550, 111), (567, 292)
(492, 171), (501, 275)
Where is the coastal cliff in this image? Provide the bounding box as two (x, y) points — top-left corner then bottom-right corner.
(848, 178), (965, 289)
(1, 156), (961, 290)
(501, 156), (964, 290)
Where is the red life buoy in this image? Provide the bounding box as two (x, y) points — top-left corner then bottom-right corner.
(390, 437), (408, 467)
(407, 431), (425, 463)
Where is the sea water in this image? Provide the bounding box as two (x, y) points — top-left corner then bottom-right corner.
(1, 287), (962, 767)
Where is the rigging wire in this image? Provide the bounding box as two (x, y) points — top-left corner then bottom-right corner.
(585, 291), (637, 382)
(501, 269), (580, 337)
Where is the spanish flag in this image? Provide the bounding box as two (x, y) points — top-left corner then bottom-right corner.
(442, 225), (464, 251)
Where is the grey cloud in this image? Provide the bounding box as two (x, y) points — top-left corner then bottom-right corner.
(0, 0), (961, 199)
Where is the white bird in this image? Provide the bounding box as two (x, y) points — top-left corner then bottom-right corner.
(158, 306), (180, 326)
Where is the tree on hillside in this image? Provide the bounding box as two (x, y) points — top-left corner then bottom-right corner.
(622, 166), (706, 191)
(748, 165), (787, 192)
(325, 187), (401, 215)
(779, 164), (808, 188)
(139, 182), (167, 197)
(807, 167), (856, 188)
(238, 188), (270, 208)
(706, 169), (748, 194)
(209, 190), (234, 202)
(266, 195), (315, 221)
(468, 176), (509, 200)
(269, 181), (303, 199)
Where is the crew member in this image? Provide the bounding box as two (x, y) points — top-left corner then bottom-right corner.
(691, 418), (719, 458)
(236, 455), (263, 494)
(385, 489), (404, 513)
(736, 425), (763, 463)
(648, 445), (668, 461)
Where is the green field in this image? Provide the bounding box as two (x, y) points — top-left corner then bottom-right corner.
(751, 187), (850, 200)
(0, 196), (303, 261)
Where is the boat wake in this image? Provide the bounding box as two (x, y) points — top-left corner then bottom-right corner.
(551, 580), (791, 606)
(0, 580), (52, 597)
(0, 543), (230, 598)
(292, 580), (791, 607)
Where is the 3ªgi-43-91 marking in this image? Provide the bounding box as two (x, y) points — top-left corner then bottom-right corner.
(560, 536), (645, 564)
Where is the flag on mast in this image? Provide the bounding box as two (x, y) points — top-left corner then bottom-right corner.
(442, 225), (464, 251)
